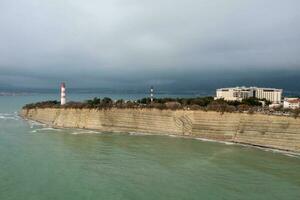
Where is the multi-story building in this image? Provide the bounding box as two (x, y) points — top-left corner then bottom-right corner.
(215, 87), (282, 103)
(283, 98), (300, 109)
(216, 87), (255, 102)
(255, 88), (282, 104)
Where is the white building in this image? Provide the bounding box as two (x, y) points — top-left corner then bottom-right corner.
(216, 87), (255, 102)
(255, 88), (282, 104)
(215, 87), (282, 104)
(283, 98), (300, 109)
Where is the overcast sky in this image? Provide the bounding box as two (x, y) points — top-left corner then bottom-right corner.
(0, 0), (299, 90)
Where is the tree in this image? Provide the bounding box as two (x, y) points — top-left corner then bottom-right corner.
(86, 97), (101, 107)
(190, 97), (214, 107)
(137, 98), (151, 104)
(101, 97), (113, 108)
(115, 99), (125, 108)
(241, 97), (262, 106)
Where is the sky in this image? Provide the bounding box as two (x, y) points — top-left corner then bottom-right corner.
(0, 0), (299, 91)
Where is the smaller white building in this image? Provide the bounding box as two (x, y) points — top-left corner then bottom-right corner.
(283, 98), (300, 109)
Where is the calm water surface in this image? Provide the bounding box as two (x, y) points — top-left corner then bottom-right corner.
(0, 94), (300, 200)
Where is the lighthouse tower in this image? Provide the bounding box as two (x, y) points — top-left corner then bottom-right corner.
(60, 82), (66, 105)
(150, 86), (154, 103)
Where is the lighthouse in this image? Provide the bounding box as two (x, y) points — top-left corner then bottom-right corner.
(150, 86), (154, 103)
(60, 82), (66, 105)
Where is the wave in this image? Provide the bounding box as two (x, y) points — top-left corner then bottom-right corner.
(128, 132), (151, 136)
(284, 153), (300, 158)
(27, 120), (46, 128)
(195, 137), (300, 158)
(31, 127), (63, 133)
(168, 135), (180, 138)
(71, 130), (102, 135)
(258, 147), (300, 158)
(0, 112), (20, 121)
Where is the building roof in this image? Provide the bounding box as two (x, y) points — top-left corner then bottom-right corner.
(285, 98), (300, 104)
(217, 87), (282, 91)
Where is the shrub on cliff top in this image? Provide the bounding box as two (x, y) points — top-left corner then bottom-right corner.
(165, 102), (182, 110)
(86, 97), (101, 106)
(23, 101), (60, 109)
(23, 96), (280, 116)
(242, 97), (263, 106)
(189, 104), (201, 110)
(292, 109), (300, 119)
(63, 101), (86, 109)
(237, 104), (250, 112)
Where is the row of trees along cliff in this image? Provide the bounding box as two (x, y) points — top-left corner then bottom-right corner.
(23, 96), (300, 118)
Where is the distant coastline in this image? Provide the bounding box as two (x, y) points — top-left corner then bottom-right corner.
(0, 92), (32, 96)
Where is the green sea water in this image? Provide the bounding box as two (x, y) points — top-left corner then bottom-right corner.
(0, 94), (300, 200)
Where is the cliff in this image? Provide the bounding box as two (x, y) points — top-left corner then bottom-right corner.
(20, 108), (300, 153)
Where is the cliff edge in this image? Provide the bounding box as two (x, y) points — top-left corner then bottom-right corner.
(21, 108), (300, 153)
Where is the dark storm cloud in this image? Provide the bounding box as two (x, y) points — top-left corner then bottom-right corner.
(0, 0), (299, 89)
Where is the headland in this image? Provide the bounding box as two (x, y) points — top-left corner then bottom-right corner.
(21, 104), (300, 153)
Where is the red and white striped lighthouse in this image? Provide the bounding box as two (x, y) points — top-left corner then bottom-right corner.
(60, 82), (66, 105)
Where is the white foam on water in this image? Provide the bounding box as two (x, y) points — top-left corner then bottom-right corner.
(256, 146), (300, 157)
(0, 112), (19, 121)
(224, 142), (235, 145)
(128, 132), (151, 136)
(284, 153), (299, 158)
(71, 130), (102, 135)
(0, 113), (13, 116)
(195, 137), (218, 143)
(71, 131), (80, 135)
(28, 120), (46, 128)
(194, 137), (300, 158)
(168, 135), (180, 138)
(41, 127), (62, 131)
(31, 127), (63, 133)
(195, 137), (236, 146)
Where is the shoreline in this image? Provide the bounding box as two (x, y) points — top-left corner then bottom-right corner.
(23, 116), (300, 157)
(20, 108), (300, 154)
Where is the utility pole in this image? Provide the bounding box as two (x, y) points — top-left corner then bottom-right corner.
(150, 86), (154, 103)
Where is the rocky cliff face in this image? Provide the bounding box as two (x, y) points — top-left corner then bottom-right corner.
(21, 108), (300, 152)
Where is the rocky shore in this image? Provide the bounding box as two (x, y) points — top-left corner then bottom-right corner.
(21, 108), (300, 153)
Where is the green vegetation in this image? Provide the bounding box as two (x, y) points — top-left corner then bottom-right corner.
(23, 101), (60, 109)
(23, 96), (277, 115)
(137, 96), (214, 107)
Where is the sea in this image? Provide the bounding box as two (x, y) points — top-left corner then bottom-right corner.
(0, 92), (300, 200)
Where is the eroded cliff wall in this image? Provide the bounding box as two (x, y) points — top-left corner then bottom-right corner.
(21, 108), (300, 152)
